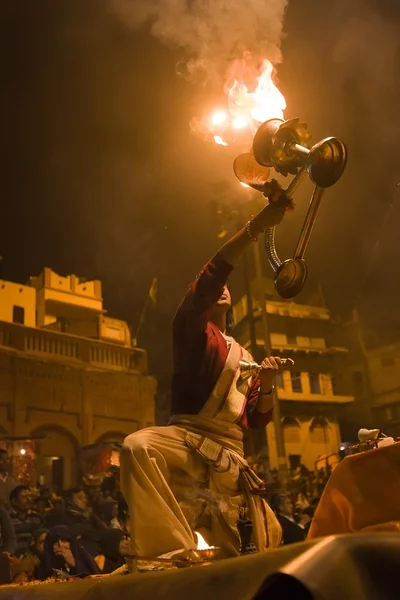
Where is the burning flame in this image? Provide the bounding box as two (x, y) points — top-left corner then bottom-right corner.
(214, 135), (228, 147)
(196, 53), (286, 151)
(195, 531), (214, 550)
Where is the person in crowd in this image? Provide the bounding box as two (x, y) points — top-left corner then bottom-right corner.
(273, 494), (306, 545)
(101, 469), (121, 502)
(46, 487), (105, 537)
(25, 528), (48, 578)
(295, 489), (310, 512)
(79, 528), (105, 571)
(0, 506), (16, 554)
(34, 487), (56, 516)
(10, 528), (49, 582)
(82, 473), (104, 519)
(38, 525), (100, 580)
(298, 507), (313, 536)
(99, 498), (119, 528)
(114, 498), (130, 534)
(0, 450), (17, 511)
(9, 486), (42, 556)
(99, 529), (129, 574)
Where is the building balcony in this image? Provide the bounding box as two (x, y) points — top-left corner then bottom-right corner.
(0, 320), (148, 375)
(244, 337), (348, 356)
(277, 388), (354, 404)
(233, 294), (332, 326)
(270, 342), (348, 356)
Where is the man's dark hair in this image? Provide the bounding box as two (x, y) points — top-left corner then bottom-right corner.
(226, 305), (235, 336)
(271, 493), (286, 512)
(10, 485), (30, 505)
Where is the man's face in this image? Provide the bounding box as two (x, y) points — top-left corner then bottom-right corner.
(280, 496), (293, 516)
(216, 285), (231, 308)
(118, 536), (130, 557)
(15, 488), (31, 511)
(85, 486), (100, 502)
(72, 490), (88, 511)
(36, 533), (47, 556)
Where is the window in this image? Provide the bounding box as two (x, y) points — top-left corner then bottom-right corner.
(381, 356), (395, 368)
(309, 373), (321, 394)
(12, 305), (25, 324)
(287, 335), (297, 345)
(290, 371), (303, 393)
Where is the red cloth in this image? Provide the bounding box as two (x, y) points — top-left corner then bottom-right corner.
(171, 254), (273, 429)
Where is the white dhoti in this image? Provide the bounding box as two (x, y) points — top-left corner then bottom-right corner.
(120, 338), (281, 558)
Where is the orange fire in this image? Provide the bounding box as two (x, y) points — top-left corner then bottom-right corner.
(199, 53), (286, 151)
(195, 531), (214, 550)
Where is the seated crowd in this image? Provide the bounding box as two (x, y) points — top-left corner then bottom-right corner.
(0, 449), (130, 582)
(0, 448), (327, 582)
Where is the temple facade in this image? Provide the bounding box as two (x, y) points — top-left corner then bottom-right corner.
(0, 268), (156, 489)
(233, 291), (354, 471)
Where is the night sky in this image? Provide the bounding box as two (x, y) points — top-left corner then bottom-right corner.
(1, 0), (399, 396)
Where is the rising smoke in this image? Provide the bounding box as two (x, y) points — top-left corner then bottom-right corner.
(111, 0), (288, 83)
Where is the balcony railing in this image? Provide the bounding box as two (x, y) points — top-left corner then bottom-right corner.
(276, 388), (354, 404)
(0, 320), (148, 374)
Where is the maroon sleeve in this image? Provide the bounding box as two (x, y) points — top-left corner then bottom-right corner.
(246, 375), (274, 429)
(173, 254), (233, 340)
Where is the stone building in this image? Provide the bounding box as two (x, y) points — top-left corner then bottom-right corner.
(333, 312), (400, 438)
(0, 268), (156, 489)
(232, 288), (354, 471)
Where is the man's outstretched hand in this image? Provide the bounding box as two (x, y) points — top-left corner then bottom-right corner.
(258, 356), (283, 393)
(252, 179), (294, 233)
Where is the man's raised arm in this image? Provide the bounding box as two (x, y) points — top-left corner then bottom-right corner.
(174, 189), (292, 337)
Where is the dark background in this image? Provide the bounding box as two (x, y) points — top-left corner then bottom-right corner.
(1, 0), (399, 406)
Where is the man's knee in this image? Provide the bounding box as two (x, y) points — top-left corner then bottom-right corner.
(122, 427), (164, 456)
(122, 428), (153, 457)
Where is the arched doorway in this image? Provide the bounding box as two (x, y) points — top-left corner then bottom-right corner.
(309, 416), (331, 466)
(31, 425), (79, 491)
(90, 431), (127, 473)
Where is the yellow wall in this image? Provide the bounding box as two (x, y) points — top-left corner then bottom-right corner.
(0, 281), (36, 327)
(0, 328), (156, 487)
(31, 269), (103, 328)
(366, 344), (400, 401)
(266, 416), (341, 471)
(99, 316), (131, 346)
(30, 268), (102, 300)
